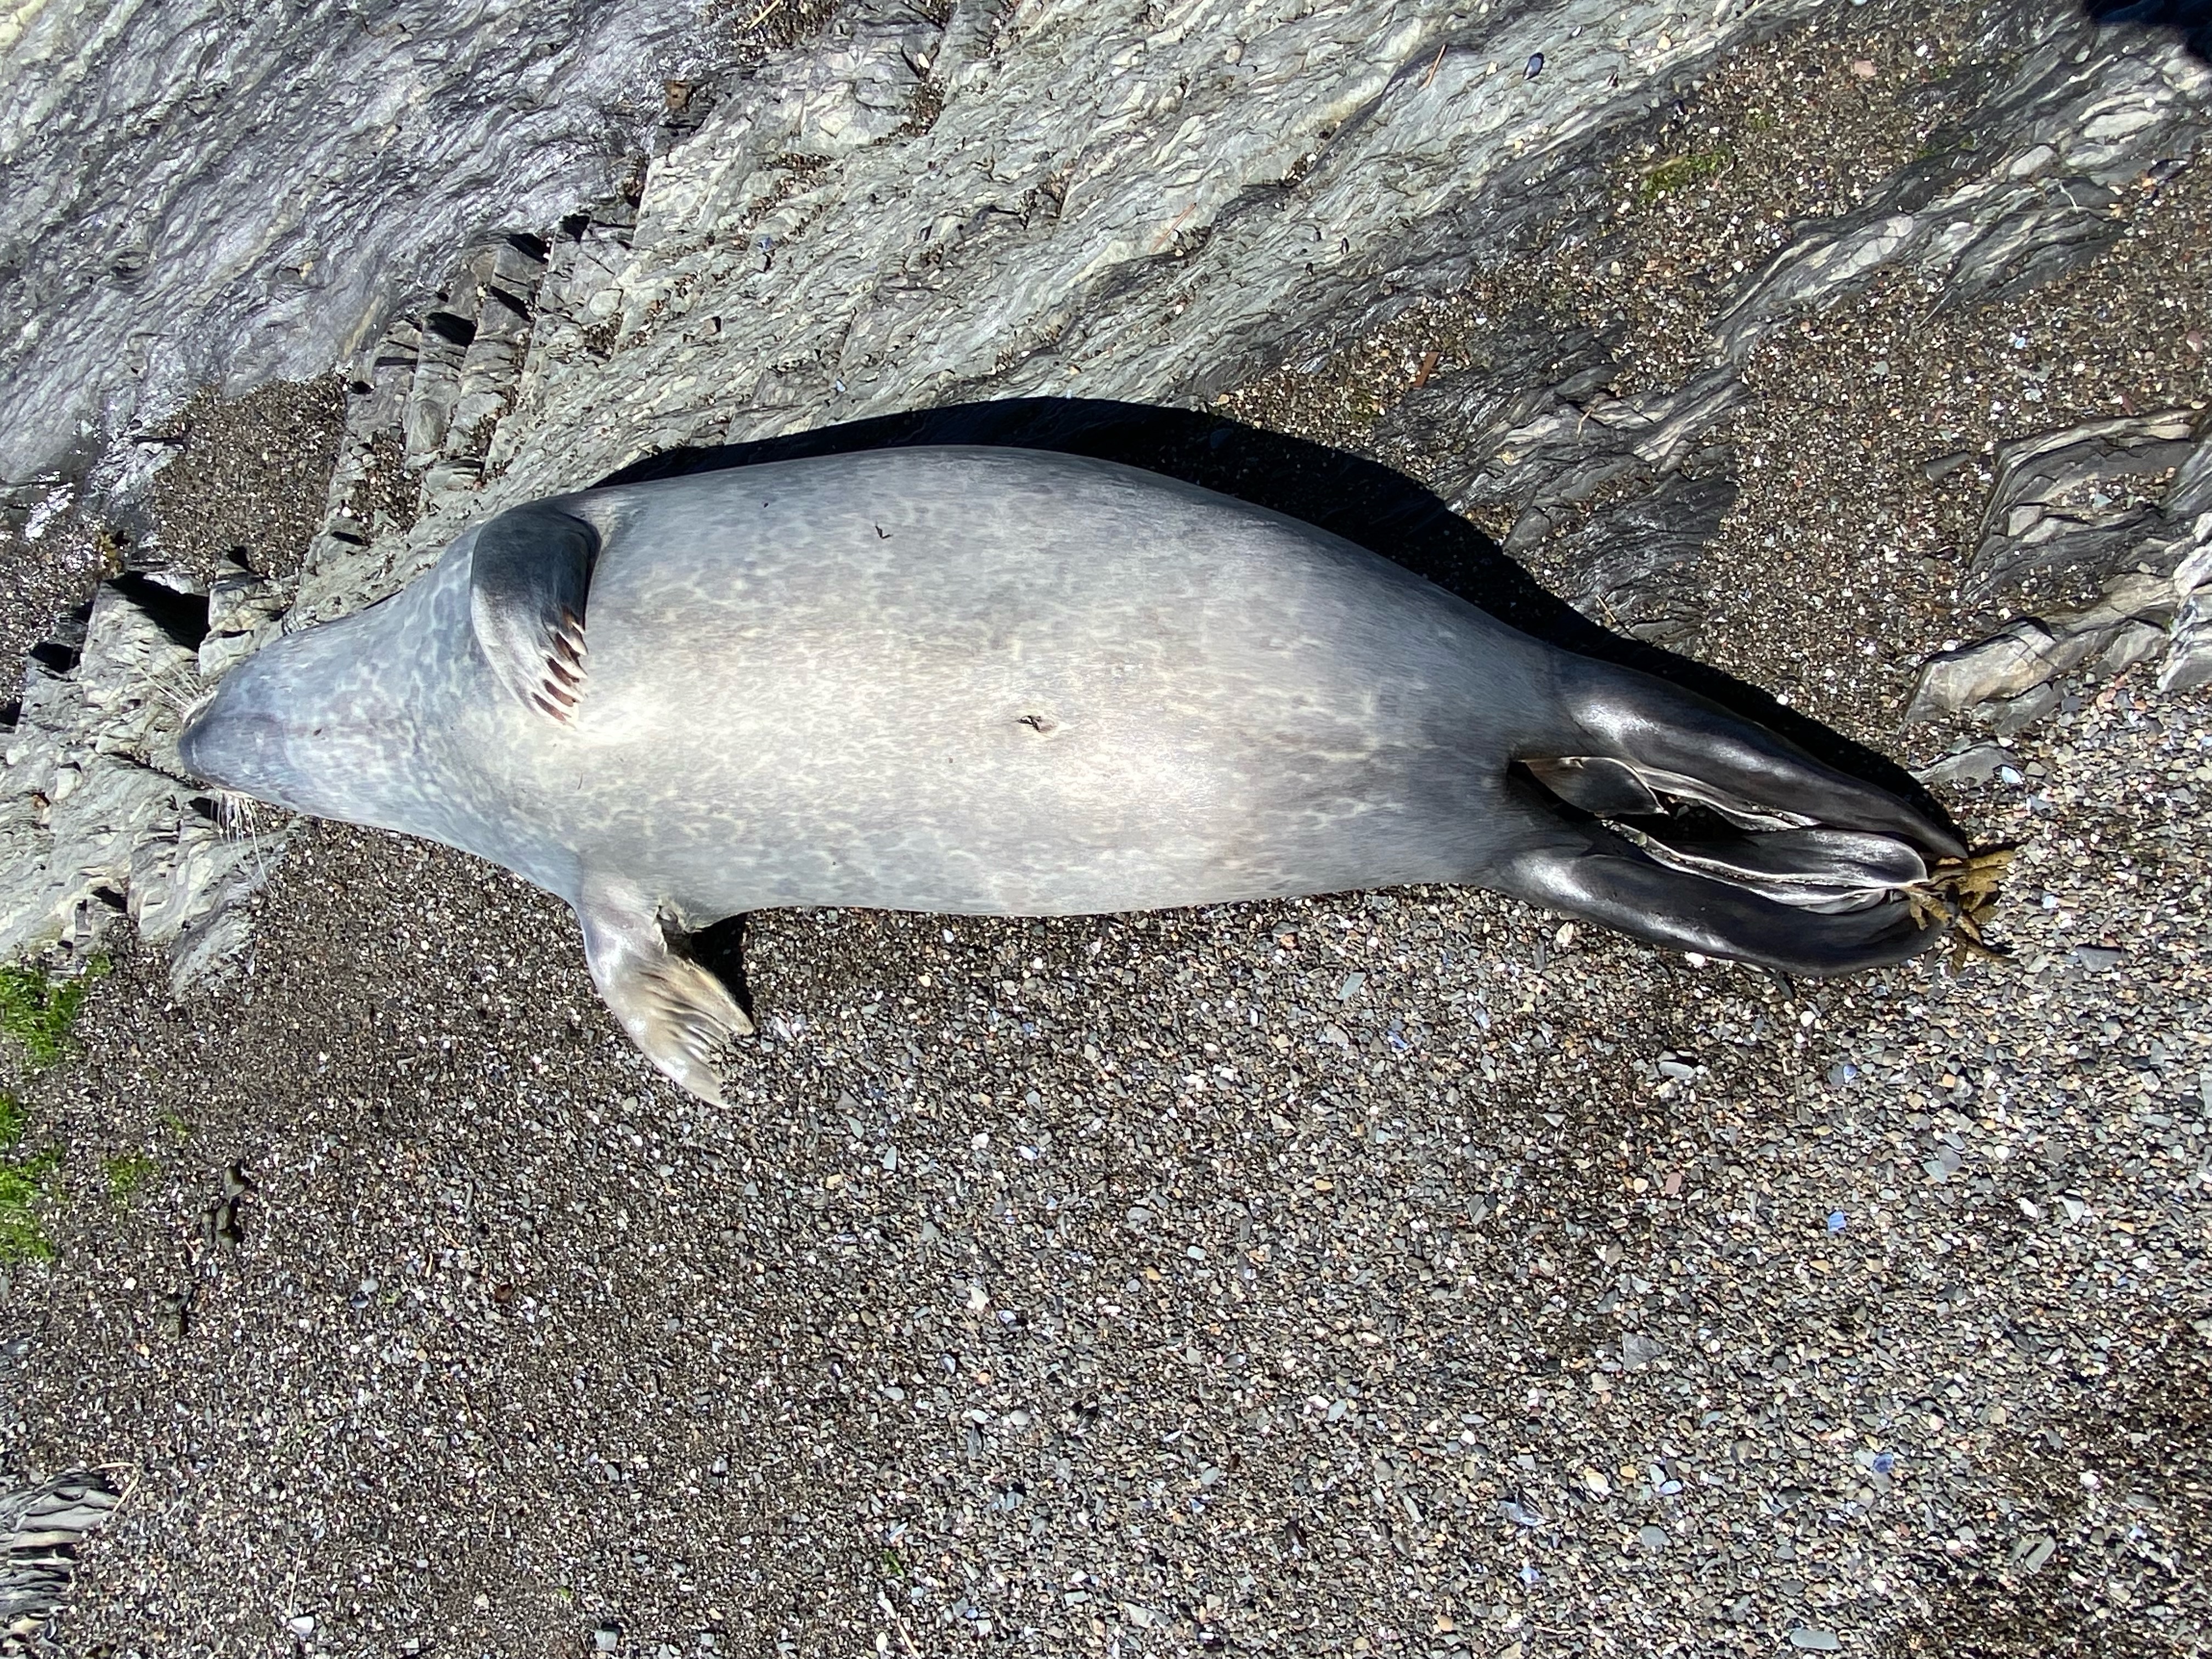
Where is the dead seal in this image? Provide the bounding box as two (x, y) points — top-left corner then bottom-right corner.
(178, 446), (1963, 1102)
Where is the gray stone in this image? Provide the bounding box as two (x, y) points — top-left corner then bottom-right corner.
(1910, 623), (2080, 719)
(1621, 1333), (1663, 1370)
(1914, 743), (2021, 789)
(1978, 682), (2064, 737)
(1910, 572), (2180, 721)
(2162, 580), (2212, 693)
(1966, 412), (2203, 600)
(2093, 619), (2169, 679)
(0, 1471), (122, 1628)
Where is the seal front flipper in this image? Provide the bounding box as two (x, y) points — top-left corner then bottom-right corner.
(575, 873), (755, 1105)
(469, 500), (597, 725)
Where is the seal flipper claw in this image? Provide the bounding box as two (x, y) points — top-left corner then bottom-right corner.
(575, 874), (754, 1105)
(469, 500), (599, 726)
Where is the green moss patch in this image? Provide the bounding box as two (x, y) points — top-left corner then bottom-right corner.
(104, 1152), (160, 1204)
(0, 1094), (60, 1264)
(1639, 150), (1731, 201)
(0, 957), (109, 1069)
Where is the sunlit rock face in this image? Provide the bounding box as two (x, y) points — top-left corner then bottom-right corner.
(0, 0), (713, 481)
(1, 0), (2209, 987)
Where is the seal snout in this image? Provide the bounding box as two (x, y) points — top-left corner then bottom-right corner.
(176, 702), (287, 798)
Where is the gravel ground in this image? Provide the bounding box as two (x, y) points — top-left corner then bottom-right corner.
(0, 376), (346, 704)
(4, 4), (2210, 1657)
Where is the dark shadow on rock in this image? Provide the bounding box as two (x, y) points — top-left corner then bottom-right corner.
(108, 572), (212, 653)
(2085, 0), (2212, 60)
(600, 397), (1955, 835)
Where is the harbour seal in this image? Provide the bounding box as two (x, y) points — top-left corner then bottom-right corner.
(178, 446), (1963, 1103)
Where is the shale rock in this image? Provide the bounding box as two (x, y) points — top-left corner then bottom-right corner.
(0, 0), (719, 481)
(0, 571), (286, 988)
(3, 0), (2210, 984)
(1967, 410), (2208, 599)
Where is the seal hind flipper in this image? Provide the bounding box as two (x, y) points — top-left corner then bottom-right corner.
(1617, 822), (1929, 913)
(468, 500), (597, 725)
(1550, 657), (1965, 857)
(1494, 797), (1941, 977)
(576, 874), (754, 1104)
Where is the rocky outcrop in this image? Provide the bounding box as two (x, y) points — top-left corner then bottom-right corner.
(1376, 323), (1748, 642)
(0, 0), (721, 484)
(1712, 14), (2209, 358)
(0, 566), (288, 989)
(1965, 410), (2207, 599)
(0, 1469), (121, 1646)
(1905, 408), (2212, 730)
(1, 0), (2208, 985)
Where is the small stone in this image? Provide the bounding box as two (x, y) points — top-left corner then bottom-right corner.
(286, 1615), (314, 1638)
(1826, 1210), (1847, 1232)
(1790, 1631), (1841, 1651)
(1908, 622), (2073, 718)
(1638, 1524), (1667, 1550)
(1914, 742), (2018, 788)
(1977, 681), (2061, 737)
(2023, 1534), (2057, 1572)
(2069, 945), (2123, 971)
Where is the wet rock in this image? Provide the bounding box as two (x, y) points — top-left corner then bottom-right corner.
(0, 571), (285, 986)
(2161, 585), (2212, 692)
(1715, 18), (2210, 360)
(1907, 573), (2180, 726)
(0, 0), (721, 480)
(1965, 411), (2205, 599)
(198, 554), (293, 681)
(0, 1470), (123, 1630)
(1977, 682), (2063, 738)
(1909, 620), (2081, 718)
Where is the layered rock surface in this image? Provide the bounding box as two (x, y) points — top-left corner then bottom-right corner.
(0, 0), (2208, 988)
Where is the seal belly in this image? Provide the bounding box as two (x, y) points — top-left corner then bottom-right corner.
(555, 448), (1530, 918)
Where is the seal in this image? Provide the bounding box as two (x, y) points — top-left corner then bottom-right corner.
(178, 446), (1963, 1102)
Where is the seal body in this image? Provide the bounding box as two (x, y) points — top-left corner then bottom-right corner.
(180, 446), (1960, 1101)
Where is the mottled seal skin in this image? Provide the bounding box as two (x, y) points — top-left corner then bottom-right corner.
(179, 447), (1962, 1102)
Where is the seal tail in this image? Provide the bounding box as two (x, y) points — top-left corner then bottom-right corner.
(1486, 800), (1938, 982)
(1537, 654), (1963, 857)
(1488, 654), (1966, 977)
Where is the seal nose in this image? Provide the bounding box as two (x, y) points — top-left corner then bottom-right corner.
(176, 709), (214, 780)
(174, 701), (287, 797)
